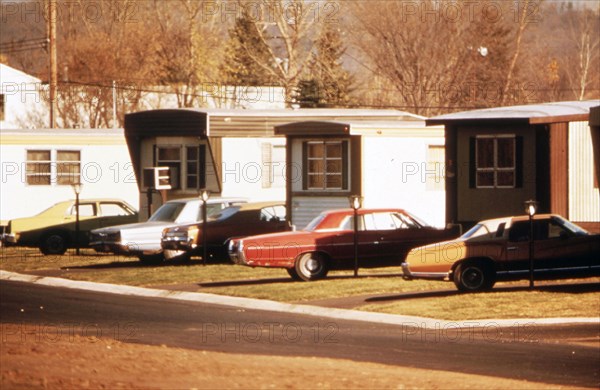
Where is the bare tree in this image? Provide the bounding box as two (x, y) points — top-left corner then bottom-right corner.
(152, 0), (226, 108)
(53, 0), (157, 127)
(565, 8), (600, 100)
(348, 0), (512, 116)
(501, 0), (541, 105)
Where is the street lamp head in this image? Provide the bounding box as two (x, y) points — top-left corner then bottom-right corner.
(71, 181), (82, 195)
(349, 195), (362, 210)
(524, 200), (538, 217)
(200, 189), (210, 202)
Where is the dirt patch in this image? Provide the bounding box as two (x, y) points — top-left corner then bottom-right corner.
(1, 324), (585, 389)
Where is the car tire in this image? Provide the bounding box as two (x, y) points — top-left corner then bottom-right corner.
(286, 268), (302, 281)
(138, 254), (164, 265)
(40, 232), (68, 255)
(453, 261), (495, 292)
(163, 250), (190, 262)
(295, 252), (329, 281)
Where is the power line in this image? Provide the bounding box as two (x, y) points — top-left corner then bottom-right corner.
(0, 38), (48, 54)
(11, 79), (600, 113)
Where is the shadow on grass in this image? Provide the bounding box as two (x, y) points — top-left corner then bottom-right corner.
(198, 271), (404, 288)
(365, 281), (600, 303)
(198, 277), (294, 288)
(61, 257), (208, 270)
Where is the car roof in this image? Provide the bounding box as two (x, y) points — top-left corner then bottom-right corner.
(54, 198), (134, 205)
(164, 196), (248, 204)
(234, 201), (285, 211)
(322, 208), (408, 216)
(478, 213), (560, 226)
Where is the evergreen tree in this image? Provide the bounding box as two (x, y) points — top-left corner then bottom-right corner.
(297, 25), (354, 108)
(220, 12), (275, 86)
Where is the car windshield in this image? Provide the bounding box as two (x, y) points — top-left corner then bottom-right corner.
(148, 202), (186, 222)
(551, 216), (589, 236)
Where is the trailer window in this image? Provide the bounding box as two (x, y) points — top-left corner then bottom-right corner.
(303, 140), (349, 191)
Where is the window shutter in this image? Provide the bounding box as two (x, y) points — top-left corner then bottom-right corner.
(515, 136), (523, 188)
(261, 143), (272, 188)
(199, 144), (206, 189)
(302, 141), (308, 190)
(469, 137), (476, 188)
(342, 140), (349, 190)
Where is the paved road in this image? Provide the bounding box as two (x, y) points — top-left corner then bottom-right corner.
(1, 280), (598, 388)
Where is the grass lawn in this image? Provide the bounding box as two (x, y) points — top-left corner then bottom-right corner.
(2, 247), (599, 320)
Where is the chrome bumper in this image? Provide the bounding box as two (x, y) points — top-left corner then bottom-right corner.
(401, 262), (413, 280)
(161, 237), (195, 251)
(1, 233), (17, 246)
(89, 241), (129, 254)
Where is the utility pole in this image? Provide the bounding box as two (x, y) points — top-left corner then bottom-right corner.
(112, 80), (117, 128)
(48, 0), (57, 128)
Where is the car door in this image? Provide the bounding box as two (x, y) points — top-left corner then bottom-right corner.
(358, 212), (404, 266)
(62, 202), (99, 244)
(504, 220), (531, 273)
(504, 218), (593, 275)
(533, 218), (599, 272)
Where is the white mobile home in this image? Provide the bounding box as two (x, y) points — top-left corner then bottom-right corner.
(0, 128), (139, 225)
(274, 121), (446, 228)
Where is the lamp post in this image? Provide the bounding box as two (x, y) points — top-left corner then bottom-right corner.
(524, 199), (538, 289)
(349, 195), (362, 277)
(71, 181), (83, 255)
(200, 190), (210, 265)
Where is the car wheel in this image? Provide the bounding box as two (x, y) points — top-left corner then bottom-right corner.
(453, 261), (495, 292)
(286, 268), (302, 281)
(138, 254), (164, 265)
(40, 233), (68, 255)
(163, 250), (190, 262)
(295, 252), (329, 281)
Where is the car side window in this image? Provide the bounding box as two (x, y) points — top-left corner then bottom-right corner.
(495, 223), (506, 238)
(260, 206), (286, 222)
(273, 205), (286, 220)
(363, 212), (397, 231)
(392, 213), (421, 229)
(548, 220), (568, 239)
(70, 203), (95, 217)
(509, 222), (529, 242)
(509, 220), (550, 241)
(99, 203), (132, 216)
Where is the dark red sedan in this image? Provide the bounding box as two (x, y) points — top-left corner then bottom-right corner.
(229, 208), (459, 280)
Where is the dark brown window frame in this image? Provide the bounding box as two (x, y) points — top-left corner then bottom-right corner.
(302, 139), (349, 191)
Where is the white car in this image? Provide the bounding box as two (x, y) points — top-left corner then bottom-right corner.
(90, 197), (246, 263)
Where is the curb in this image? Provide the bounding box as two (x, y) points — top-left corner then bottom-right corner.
(2, 270), (598, 329)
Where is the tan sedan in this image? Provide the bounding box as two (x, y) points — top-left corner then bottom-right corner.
(402, 214), (600, 291)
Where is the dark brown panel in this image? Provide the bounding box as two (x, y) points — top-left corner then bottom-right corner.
(445, 126), (458, 225)
(124, 109), (208, 137)
(549, 123), (568, 216)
